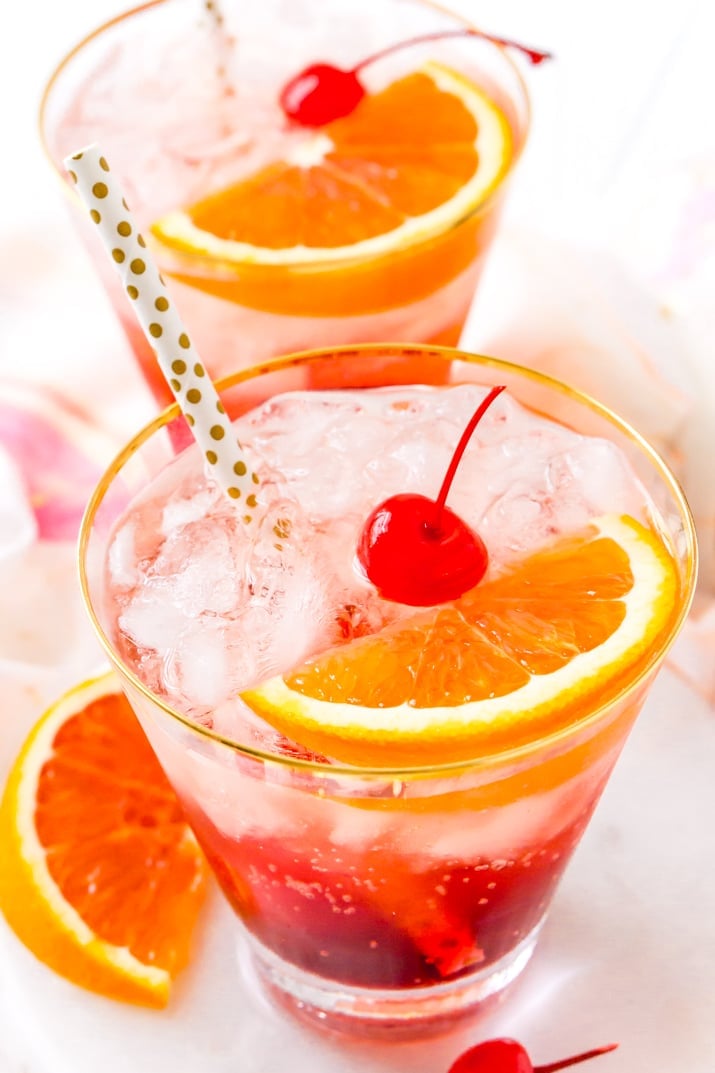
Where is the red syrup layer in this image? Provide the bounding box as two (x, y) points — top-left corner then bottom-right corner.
(183, 801), (592, 989)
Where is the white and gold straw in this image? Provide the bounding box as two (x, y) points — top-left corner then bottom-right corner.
(64, 143), (260, 518)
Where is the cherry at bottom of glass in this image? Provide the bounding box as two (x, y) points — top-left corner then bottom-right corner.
(183, 797), (591, 1038)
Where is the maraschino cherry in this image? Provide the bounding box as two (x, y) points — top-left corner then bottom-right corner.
(280, 29), (552, 127)
(356, 385), (505, 606)
(447, 1038), (619, 1073)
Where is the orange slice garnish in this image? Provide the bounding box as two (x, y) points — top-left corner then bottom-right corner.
(0, 672), (208, 1007)
(151, 63), (512, 315)
(243, 516), (679, 766)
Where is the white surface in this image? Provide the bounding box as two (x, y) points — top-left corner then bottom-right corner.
(1, 1), (714, 1071)
(2, 669), (714, 1073)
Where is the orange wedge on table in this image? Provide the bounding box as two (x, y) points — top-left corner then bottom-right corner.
(243, 516), (680, 766)
(0, 672), (207, 1007)
(151, 63), (512, 316)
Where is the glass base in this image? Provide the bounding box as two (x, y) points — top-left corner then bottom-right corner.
(245, 924), (542, 1040)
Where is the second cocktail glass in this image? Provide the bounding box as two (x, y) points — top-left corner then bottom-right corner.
(41, 0), (530, 406)
(79, 345), (696, 1037)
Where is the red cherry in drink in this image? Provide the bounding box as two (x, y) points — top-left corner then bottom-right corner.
(280, 29), (552, 127)
(279, 63), (367, 127)
(356, 385), (505, 606)
(356, 492), (488, 607)
(447, 1038), (619, 1073)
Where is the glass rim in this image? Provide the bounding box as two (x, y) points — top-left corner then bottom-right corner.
(78, 343), (698, 779)
(38, 0), (532, 275)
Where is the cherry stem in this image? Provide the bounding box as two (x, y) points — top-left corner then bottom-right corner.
(431, 385), (506, 533)
(536, 1044), (619, 1073)
(353, 28), (552, 73)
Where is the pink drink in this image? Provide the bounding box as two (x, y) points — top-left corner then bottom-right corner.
(81, 347), (694, 1034)
(106, 385), (653, 724)
(41, 0), (530, 407)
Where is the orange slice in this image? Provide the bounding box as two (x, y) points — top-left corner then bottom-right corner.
(151, 63), (512, 315)
(243, 516), (679, 766)
(0, 672), (208, 1007)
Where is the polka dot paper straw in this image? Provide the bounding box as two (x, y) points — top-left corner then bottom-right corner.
(64, 143), (260, 518)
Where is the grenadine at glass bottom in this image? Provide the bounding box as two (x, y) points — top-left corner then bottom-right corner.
(79, 346), (696, 1037)
(121, 670), (643, 1037)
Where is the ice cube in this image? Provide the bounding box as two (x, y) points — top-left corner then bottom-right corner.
(118, 591), (186, 653)
(161, 486), (218, 536)
(164, 618), (230, 709)
(550, 439), (646, 520)
(107, 519), (137, 589)
(154, 521), (239, 616)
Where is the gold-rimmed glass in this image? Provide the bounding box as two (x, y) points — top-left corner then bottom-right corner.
(40, 0), (530, 408)
(79, 345), (696, 1037)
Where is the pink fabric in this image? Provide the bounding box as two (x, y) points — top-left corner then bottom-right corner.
(0, 381), (120, 542)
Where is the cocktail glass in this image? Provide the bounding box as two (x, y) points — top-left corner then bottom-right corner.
(41, 0), (530, 407)
(79, 345), (696, 1036)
